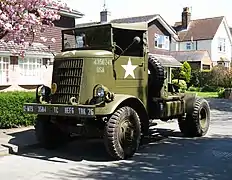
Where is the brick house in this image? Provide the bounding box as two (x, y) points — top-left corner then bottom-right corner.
(172, 7), (232, 69)
(0, 7), (83, 91)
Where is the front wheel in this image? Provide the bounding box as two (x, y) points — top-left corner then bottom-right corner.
(178, 98), (210, 137)
(104, 106), (141, 160)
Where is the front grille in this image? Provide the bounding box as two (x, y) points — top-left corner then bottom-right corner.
(51, 58), (84, 104)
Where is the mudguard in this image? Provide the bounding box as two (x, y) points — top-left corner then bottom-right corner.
(95, 94), (146, 115)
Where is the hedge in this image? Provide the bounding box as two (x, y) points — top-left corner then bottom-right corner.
(0, 91), (37, 129)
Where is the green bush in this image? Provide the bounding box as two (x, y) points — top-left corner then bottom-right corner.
(172, 61), (192, 84)
(200, 85), (218, 92)
(217, 88), (225, 98)
(172, 79), (187, 92)
(189, 66), (228, 88)
(188, 86), (200, 92)
(189, 70), (200, 87)
(0, 91), (37, 129)
(180, 61), (191, 83)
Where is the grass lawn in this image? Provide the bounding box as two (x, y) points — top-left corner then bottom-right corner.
(186, 91), (218, 98)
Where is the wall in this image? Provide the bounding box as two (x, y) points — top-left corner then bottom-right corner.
(170, 39), (178, 51)
(212, 19), (232, 67)
(178, 40), (212, 55)
(0, 53), (53, 92)
(201, 52), (213, 66)
(54, 16), (75, 28)
(188, 61), (201, 70)
(148, 19), (172, 55)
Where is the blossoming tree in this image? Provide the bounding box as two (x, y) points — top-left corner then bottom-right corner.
(0, 0), (69, 56)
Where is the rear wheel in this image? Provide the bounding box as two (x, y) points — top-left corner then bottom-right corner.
(104, 106), (141, 160)
(178, 98), (210, 137)
(35, 115), (70, 149)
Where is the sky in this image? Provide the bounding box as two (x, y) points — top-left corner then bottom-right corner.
(66, 0), (232, 26)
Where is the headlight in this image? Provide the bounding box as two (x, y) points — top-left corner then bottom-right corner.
(41, 86), (46, 96)
(92, 84), (114, 104)
(36, 84), (51, 104)
(96, 87), (105, 97)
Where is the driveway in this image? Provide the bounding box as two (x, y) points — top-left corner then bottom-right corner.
(0, 98), (232, 180)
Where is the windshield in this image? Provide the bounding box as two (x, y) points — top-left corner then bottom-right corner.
(62, 25), (112, 51)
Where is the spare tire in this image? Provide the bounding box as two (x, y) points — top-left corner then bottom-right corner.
(148, 55), (165, 97)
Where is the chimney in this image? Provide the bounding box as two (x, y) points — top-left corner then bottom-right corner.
(182, 7), (191, 29)
(100, 0), (111, 23)
(100, 10), (111, 23)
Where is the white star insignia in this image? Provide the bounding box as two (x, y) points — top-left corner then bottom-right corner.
(121, 58), (138, 79)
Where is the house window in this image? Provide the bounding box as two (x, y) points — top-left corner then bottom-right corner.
(10, 56), (18, 65)
(217, 61), (225, 66)
(0, 57), (10, 85)
(186, 42), (191, 50)
(42, 58), (51, 65)
(218, 38), (226, 52)
(19, 57), (42, 84)
(202, 65), (211, 70)
(154, 33), (169, 50)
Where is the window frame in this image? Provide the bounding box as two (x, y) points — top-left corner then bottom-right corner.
(186, 42), (191, 50)
(218, 37), (226, 52)
(154, 33), (170, 50)
(0, 56), (10, 85)
(18, 57), (43, 84)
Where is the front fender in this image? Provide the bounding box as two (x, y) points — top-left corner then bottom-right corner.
(95, 94), (149, 136)
(95, 94), (143, 115)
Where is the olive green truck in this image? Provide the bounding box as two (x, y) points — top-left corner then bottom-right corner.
(23, 22), (210, 160)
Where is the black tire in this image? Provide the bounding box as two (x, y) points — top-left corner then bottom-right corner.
(178, 98), (210, 137)
(35, 115), (69, 149)
(148, 55), (165, 96)
(104, 106), (141, 160)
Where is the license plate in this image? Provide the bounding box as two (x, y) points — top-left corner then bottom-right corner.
(23, 104), (95, 117)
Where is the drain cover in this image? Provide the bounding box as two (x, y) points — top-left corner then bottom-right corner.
(212, 150), (232, 159)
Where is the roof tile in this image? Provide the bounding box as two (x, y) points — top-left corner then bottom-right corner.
(76, 14), (158, 28)
(170, 50), (209, 62)
(111, 14), (157, 23)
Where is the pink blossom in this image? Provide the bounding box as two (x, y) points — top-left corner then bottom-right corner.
(4, 23), (12, 31)
(0, 0), (70, 47)
(51, 37), (56, 43)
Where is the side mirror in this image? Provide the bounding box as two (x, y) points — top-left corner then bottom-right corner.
(133, 36), (141, 44)
(113, 36), (141, 62)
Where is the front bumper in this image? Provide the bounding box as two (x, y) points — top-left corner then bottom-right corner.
(23, 103), (96, 118)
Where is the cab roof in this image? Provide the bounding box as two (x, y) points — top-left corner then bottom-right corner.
(64, 22), (148, 32)
(110, 22), (147, 31)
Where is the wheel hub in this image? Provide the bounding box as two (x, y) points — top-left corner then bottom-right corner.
(118, 119), (134, 146)
(199, 107), (207, 128)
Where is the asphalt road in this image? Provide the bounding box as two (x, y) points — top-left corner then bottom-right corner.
(1, 98), (232, 180)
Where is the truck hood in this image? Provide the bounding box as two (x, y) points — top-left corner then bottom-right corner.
(55, 50), (113, 59)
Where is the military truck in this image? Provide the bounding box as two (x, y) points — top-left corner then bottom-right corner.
(23, 22), (210, 160)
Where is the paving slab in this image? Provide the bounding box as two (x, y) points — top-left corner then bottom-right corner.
(0, 126), (39, 155)
(0, 145), (8, 156)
